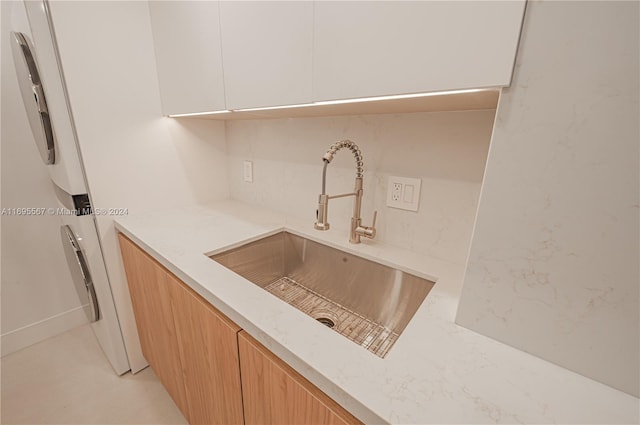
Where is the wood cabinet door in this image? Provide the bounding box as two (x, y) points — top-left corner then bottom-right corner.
(117, 234), (190, 420)
(169, 276), (244, 425)
(238, 331), (362, 425)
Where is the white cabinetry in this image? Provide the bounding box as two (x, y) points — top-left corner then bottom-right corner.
(149, 1), (525, 115)
(313, 1), (526, 101)
(148, 1), (225, 115)
(219, 1), (313, 110)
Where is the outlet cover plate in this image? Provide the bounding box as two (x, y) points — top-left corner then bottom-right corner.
(386, 176), (421, 211)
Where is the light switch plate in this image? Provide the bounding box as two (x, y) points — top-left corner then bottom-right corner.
(243, 160), (253, 183)
(386, 176), (421, 211)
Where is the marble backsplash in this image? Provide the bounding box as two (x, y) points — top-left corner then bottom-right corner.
(225, 110), (495, 267)
(456, 0), (639, 397)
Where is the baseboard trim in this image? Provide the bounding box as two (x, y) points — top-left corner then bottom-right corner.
(1, 306), (89, 356)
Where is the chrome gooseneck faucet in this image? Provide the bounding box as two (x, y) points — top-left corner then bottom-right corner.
(314, 140), (377, 244)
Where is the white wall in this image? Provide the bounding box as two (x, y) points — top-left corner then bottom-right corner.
(1, 0), (87, 355)
(226, 110), (495, 266)
(1, 1), (3, 337)
(47, 0), (229, 371)
(456, 1), (639, 397)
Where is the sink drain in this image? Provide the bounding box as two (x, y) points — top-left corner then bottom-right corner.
(316, 317), (335, 328)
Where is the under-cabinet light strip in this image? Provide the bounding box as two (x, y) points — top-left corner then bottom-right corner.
(167, 88), (496, 118)
(167, 110), (232, 118)
(235, 102), (318, 112)
(313, 88), (490, 106)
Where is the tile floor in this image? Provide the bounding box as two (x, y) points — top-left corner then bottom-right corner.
(1, 324), (187, 424)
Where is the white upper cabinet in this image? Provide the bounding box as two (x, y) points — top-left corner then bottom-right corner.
(219, 1), (313, 110)
(313, 1), (526, 101)
(148, 1), (225, 115)
(149, 1), (524, 116)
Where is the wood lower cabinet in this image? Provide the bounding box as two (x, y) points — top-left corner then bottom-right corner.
(238, 331), (362, 425)
(118, 234), (190, 420)
(119, 233), (360, 425)
(168, 273), (244, 425)
(119, 234), (243, 424)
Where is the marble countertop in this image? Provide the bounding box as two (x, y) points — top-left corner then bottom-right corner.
(115, 200), (639, 424)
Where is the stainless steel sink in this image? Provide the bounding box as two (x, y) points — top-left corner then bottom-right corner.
(210, 231), (435, 358)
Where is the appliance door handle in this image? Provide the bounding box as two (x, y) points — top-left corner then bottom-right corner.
(60, 225), (100, 322)
(10, 31), (55, 165)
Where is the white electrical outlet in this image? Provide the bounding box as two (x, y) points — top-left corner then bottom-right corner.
(386, 176), (421, 211)
(243, 160), (253, 183)
(392, 183), (402, 201)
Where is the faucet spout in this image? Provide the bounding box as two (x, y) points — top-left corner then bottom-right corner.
(314, 140), (377, 244)
(314, 193), (330, 230)
(322, 140), (363, 178)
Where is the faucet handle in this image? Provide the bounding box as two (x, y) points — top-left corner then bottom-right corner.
(356, 210), (377, 240)
(367, 210), (377, 238)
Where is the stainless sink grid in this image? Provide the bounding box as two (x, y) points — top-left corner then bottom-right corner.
(265, 276), (399, 358)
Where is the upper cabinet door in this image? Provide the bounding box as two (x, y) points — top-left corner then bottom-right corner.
(149, 1), (225, 115)
(219, 1), (313, 110)
(313, 1), (526, 101)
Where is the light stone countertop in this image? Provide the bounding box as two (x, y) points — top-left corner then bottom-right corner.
(115, 200), (639, 425)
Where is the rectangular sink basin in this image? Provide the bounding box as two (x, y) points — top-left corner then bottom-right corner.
(210, 231), (435, 358)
